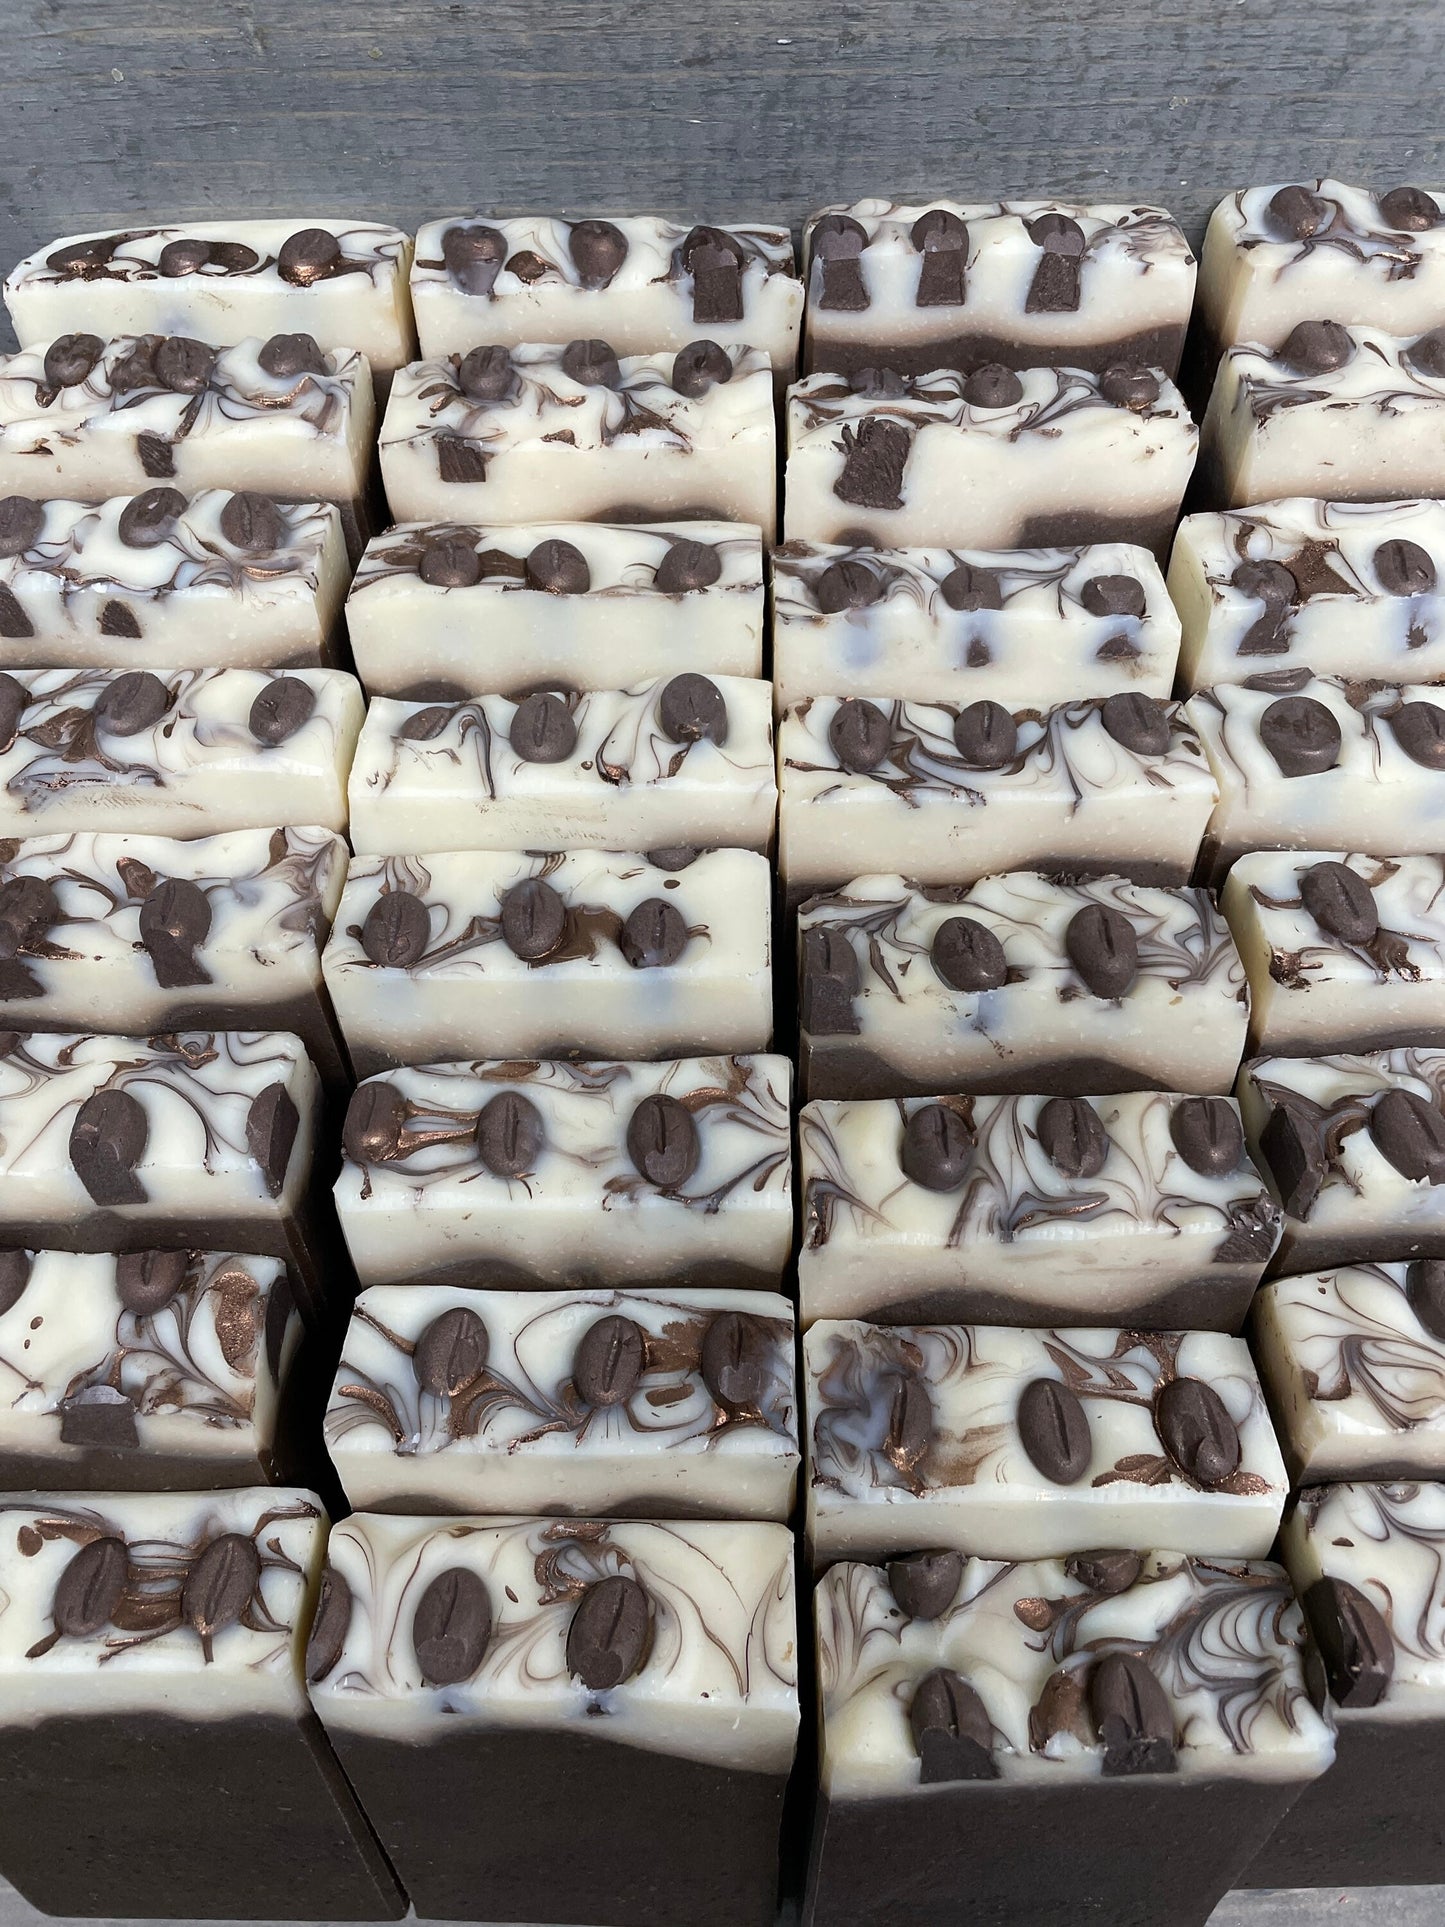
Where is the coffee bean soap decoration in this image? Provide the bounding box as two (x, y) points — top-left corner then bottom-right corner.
(334, 1053), (793, 1293)
(796, 871), (1248, 1102)
(809, 1546), (1332, 1927)
(0, 1489), (403, 1921)
(804, 1318), (1285, 1563)
(377, 337), (777, 537)
(346, 675), (774, 859)
(305, 1513), (799, 1927)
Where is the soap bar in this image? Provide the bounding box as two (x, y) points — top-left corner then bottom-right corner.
(1200, 323), (1445, 506)
(1244, 1479), (1445, 1890)
(325, 1283), (798, 1518)
(0, 666), (362, 838)
(1168, 499), (1445, 692)
(797, 871), (1249, 1101)
(307, 1513), (799, 1927)
(322, 845), (772, 1076)
(772, 537), (1180, 711)
(347, 519), (765, 699)
(1223, 849), (1445, 1054)
(347, 676), (775, 858)
(1197, 181), (1445, 358)
(335, 1053), (793, 1290)
(0, 489), (348, 670)
(379, 340), (777, 536)
(0, 334), (375, 551)
(0, 1247), (300, 1490)
(4, 219), (416, 381)
(778, 693), (1216, 900)
(802, 197), (1196, 378)
(0, 826), (348, 1090)
(0, 1491), (403, 1921)
(1253, 1262), (1445, 1482)
(804, 1318), (1286, 1562)
(784, 364), (1197, 561)
(1240, 1046), (1445, 1269)
(798, 1090), (1280, 1329)
(806, 1549), (1331, 1927)
(1185, 675), (1445, 880)
(410, 214), (802, 369)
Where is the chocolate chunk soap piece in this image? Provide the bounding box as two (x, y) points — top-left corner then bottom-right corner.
(806, 1550), (1332, 1927)
(322, 846), (771, 1075)
(379, 339), (777, 535)
(778, 693), (1216, 899)
(1240, 1046), (1445, 1268)
(1168, 499), (1445, 691)
(1201, 322), (1445, 506)
(0, 488), (348, 670)
(326, 1284), (798, 1518)
(784, 363), (1197, 561)
(4, 218), (416, 379)
(772, 537), (1181, 710)
(335, 1053), (793, 1289)
(0, 826), (348, 1089)
(797, 870), (1249, 1100)
(348, 676), (775, 857)
(798, 1091), (1279, 1329)
(0, 1489), (404, 1919)
(802, 197), (1196, 378)
(307, 1513), (798, 1925)
(804, 1319), (1285, 1562)
(1244, 1479), (1445, 1888)
(0, 666), (362, 838)
(1224, 849), (1445, 1054)
(347, 519), (764, 697)
(411, 213), (803, 369)
(0, 1248), (300, 1490)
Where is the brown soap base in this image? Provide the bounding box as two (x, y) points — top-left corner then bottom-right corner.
(804, 1773), (1317, 1927)
(363, 1252), (786, 1292)
(0, 1709), (405, 1920)
(802, 320), (1188, 383)
(800, 1037), (1181, 1102)
(835, 1267), (1261, 1333)
(327, 1722), (787, 1927)
(822, 505), (1180, 568)
(1267, 1224), (1445, 1279)
(1241, 1713), (1445, 1887)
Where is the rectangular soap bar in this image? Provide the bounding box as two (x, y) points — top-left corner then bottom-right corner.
(1253, 1262), (1445, 1482)
(325, 1284), (799, 1519)
(347, 520), (765, 698)
(410, 214), (802, 368)
(322, 845), (772, 1076)
(0, 489), (348, 670)
(778, 693), (1216, 900)
(804, 1318), (1286, 1562)
(784, 365), (1197, 561)
(1239, 1046), (1445, 1269)
(807, 1550), (1331, 1927)
(0, 826), (348, 1090)
(1223, 849), (1445, 1054)
(336, 1052), (793, 1290)
(0, 1247), (300, 1490)
(4, 219), (416, 378)
(307, 1513), (799, 1927)
(0, 666), (363, 838)
(0, 1489), (403, 1921)
(1168, 499), (1445, 691)
(347, 676), (775, 858)
(1185, 675), (1445, 880)
(1200, 324), (1445, 506)
(798, 1090), (1280, 1330)
(379, 341), (777, 536)
(772, 538), (1180, 711)
(798, 871), (1250, 1101)
(802, 198), (1196, 378)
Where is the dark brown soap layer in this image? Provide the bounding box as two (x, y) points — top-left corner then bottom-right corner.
(351, 1486), (770, 1521)
(839, 1268), (1261, 1334)
(327, 1723), (787, 1926)
(801, 1040), (1181, 1102)
(1269, 1225), (1445, 1278)
(803, 319), (1187, 382)
(373, 1251), (786, 1292)
(0, 1709), (405, 1920)
(0, 1444), (273, 1493)
(819, 506), (1181, 568)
